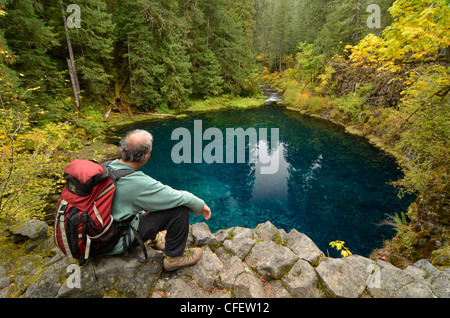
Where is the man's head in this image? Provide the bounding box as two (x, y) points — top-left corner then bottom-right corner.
(120, 130), (154, 164)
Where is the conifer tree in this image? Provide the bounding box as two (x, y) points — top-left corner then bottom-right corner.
(115, 0), (192, 110)
(254, 0), (276, 65)
(272, 0), (292, 72)
(65, 0), (115, 96)
(0, 0), (59, 96)
(0, 30), (24, 111)
(200, 0), (256, 96)
(189, 35), (225, 98)
(314, 0), (395, 57)
(187, 1), (222, 98)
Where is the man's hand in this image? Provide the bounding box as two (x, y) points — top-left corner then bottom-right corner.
(201, 204), (211, 221)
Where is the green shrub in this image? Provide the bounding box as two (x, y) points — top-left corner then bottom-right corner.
(0, 108), (81, 222)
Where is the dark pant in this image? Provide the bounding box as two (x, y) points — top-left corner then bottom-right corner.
(134, 206), (191, 257)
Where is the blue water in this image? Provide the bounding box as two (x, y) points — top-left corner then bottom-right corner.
(114, 105), (414, 257)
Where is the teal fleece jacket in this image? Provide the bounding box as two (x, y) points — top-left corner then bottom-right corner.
(105, 159), (205, 255)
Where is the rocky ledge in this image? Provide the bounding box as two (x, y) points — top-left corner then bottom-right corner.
(0, 219), (449, 298)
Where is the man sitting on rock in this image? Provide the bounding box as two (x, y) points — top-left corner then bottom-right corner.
(105, 129), (211, 271)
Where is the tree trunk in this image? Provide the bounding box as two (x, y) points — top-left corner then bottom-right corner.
(353, 0), (361, 40)
(144, 7), (154, 52)
(66, 58), (80, 106)
(60, 0), (81, 109)
(127, 33), (133, 94)
(279, 27), (284, 73)
(207, 14), (210, 48)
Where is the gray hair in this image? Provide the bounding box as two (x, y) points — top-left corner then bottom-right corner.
(120, 130), (154, 163)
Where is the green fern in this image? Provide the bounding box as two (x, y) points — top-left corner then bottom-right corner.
(393, 212), (408, 228)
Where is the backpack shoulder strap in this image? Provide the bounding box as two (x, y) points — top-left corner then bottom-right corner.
(101, 161), (135, 183)
(110, 169), (135, 181)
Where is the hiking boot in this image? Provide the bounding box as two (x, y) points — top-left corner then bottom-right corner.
(163, 248), (203, 272)
(151, 230), (167, 251)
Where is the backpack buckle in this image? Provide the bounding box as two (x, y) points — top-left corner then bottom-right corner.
(81, 211), (88, 223)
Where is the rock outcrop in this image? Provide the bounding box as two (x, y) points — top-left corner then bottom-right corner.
(0, 220), (448, 298)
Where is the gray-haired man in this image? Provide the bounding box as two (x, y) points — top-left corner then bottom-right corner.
(105, 129), (211, 271)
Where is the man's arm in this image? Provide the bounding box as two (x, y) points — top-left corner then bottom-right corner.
(134, 176), (208, 217)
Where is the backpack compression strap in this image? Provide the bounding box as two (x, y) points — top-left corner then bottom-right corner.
(55, 199), (73, 259)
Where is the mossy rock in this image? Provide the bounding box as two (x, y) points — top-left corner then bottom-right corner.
(403, 230), (439, 263)
(432, 247), (450, 268)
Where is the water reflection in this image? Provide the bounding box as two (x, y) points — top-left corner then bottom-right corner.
(303, 154), (323, 190)
(251, 141), (290, 203)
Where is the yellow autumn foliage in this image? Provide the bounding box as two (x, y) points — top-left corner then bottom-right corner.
(346, 0), (450, 196)
(329, 240), (353, 258)
(0, 108), (82, 222)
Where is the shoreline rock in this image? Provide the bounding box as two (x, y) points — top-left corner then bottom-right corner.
(0, 219), (448, 298)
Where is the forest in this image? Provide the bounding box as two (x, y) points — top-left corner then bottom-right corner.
(0, 0), (448, 267)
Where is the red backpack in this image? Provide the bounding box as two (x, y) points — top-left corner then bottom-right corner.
(54, 160), (135, 264)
